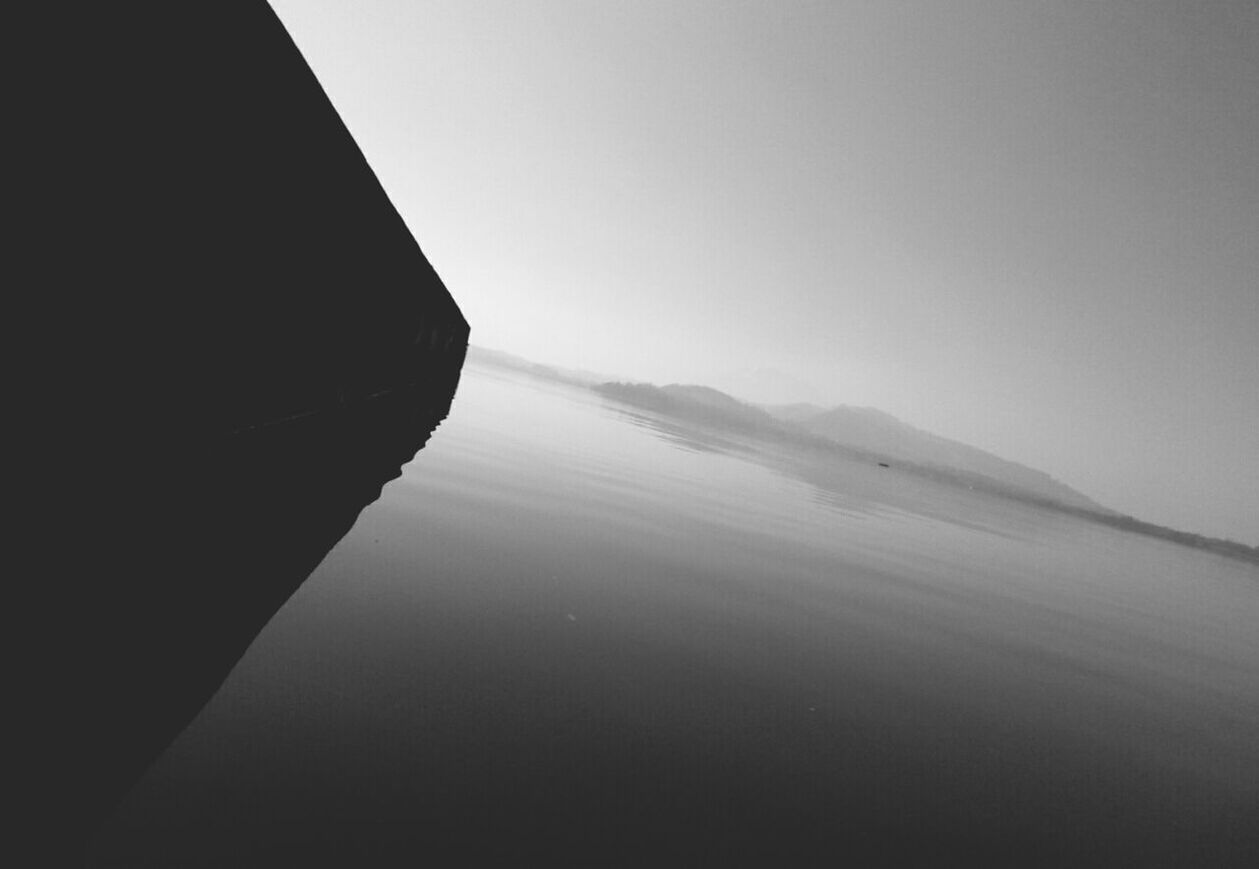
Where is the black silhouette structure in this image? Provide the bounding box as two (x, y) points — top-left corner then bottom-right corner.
(19, 3), (467, 859)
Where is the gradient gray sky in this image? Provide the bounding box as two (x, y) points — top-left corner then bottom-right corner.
(271, 0), (1258, 544)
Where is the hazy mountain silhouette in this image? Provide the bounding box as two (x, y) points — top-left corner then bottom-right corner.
(470, 349), (1258, 562)
(472, 349), (1104, 515)
(710, 366), (824, 405)
(466, 344), (609, 386)
(765, 403), (1110, 513)
(762, 402), (832, 424)
(471, 348), (1106, 515)
(594, 382), (786, 437)
(593, 379), (1259, 564)
(592, 380), (1104, 510)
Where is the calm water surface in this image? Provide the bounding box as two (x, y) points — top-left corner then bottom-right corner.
(95, 361), (1259, 866)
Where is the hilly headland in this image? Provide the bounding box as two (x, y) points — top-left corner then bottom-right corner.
(470, 346), (1258, 566)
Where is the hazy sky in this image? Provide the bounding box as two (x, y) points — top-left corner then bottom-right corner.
(271, 0), (1257, 544)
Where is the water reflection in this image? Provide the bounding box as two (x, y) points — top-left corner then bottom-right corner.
(91, 363), (1259, 867)
(74, 349), (465, 852)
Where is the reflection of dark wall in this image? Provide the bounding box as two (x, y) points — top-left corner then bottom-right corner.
(20, 3), (467, 858)
(71, 373), (465, 848)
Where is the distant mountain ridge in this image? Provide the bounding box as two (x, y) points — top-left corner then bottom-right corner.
(470, 346), (1101, 511)
(468, 346), (1258, 564)
(465, 345), (608, 386)
(709, 367), (823, 405)
(599, 382), (1104, 512)
(763, 403), (1110, 514)
(595, 382), (786, 438)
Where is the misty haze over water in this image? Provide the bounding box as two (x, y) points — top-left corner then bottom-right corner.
(271, 0), (1259, 546)
(93, 359), (1259, 865)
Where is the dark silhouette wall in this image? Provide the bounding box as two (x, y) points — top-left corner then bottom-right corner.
(18, 3), (468, 859)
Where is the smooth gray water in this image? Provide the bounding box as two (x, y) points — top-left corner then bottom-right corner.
(95, 361), (1259, 866)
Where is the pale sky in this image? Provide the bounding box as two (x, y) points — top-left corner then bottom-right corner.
(270, 0), (1258, 544)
